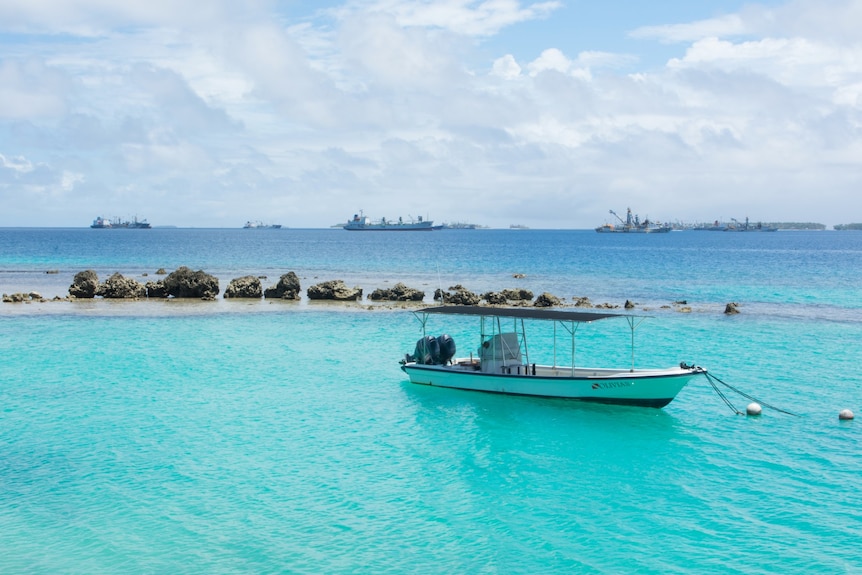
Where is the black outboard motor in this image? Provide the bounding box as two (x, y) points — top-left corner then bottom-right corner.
(436, 334), (456, 364)
(413, 335), (440, 365)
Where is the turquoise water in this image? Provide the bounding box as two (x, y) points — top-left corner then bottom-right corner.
(1, 229), (861, 573)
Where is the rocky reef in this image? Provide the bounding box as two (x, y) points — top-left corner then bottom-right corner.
(224, 276), (263, 299)
(96, 273), (147, 299)
(369, 282), (424, 302)
(264, 272), (301, 300)
(307, 280), (363, 301)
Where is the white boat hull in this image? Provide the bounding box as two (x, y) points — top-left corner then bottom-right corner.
(401, 361), (702, 407)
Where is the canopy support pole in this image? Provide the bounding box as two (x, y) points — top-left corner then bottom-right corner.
(626, 316), (646, 371)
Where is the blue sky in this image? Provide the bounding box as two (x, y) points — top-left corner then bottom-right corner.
(1, 0), (860, 228)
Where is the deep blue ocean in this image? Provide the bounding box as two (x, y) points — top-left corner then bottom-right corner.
(1, 228), (860, 573)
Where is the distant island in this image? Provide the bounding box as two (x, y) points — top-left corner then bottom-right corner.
(684, 221), (826, 231)
(766, 222), (827, 230)
(833, 223), (862, 230)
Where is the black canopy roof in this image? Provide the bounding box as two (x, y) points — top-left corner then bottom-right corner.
(416, 305), (629, 322)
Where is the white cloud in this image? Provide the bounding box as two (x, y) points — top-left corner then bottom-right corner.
(630, 1), (862, 45)
(0, 59), (69, 119)
(527, 48), (570, 75)
(665, 35), (862, 114)
(0, 152), (81, 204)
(630, 15), (747, 44)
(0, 153), (35, 174)
(523, 48), (635, 79)
(834, 82), (862, 107)
(577, 51), (638, 70)
(0, 0), (234, 35)
(357, 0), (562, 37)
(60, 170), (85, 191)
(670, 36), (846, 79)
(0, 0), (860, 227)
(337, 12), (465, 92)
(491, 54), (521, 79)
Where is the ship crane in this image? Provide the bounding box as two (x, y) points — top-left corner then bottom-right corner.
(609, 208), (636, 227)
(730, 217), (751, 230)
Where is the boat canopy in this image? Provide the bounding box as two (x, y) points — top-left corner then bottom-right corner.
(416, 305), (629, 322)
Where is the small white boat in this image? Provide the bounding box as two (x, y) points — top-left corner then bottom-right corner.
(400, 306), (705, 408)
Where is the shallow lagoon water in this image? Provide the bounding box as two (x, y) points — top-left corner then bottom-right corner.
(1, 229), (861, 573)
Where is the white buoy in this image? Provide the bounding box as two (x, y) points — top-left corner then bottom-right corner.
(839, 409), (854, 421)
(746, 402), (762, 416)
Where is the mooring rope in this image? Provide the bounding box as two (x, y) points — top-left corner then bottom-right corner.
(703, 371), (744, 415)
(700, 370), (799, 417)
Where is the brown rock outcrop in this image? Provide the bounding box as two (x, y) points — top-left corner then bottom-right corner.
(224, 276), (263, 299)
(146, 281), (169, 298)
(434, 285), (479, 305)
(482, 291), (507, 305)
(2, 292), (40, 303)
(307, 280), (363, 301)
(501, 288), (533, 301)
(96, 273), (147, 299)
(264, 272), (301, 300)
(369, 282), (424, 301)
(724, 302), (740, 314)
(533, 292), (561, 307)
(69, 270), (99, 298)
(161, 266), (219, 299)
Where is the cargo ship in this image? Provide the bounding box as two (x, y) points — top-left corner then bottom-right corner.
(91, 216), (152, 229)
(243, 221), (283, 229)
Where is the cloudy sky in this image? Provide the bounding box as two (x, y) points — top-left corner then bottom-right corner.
(1, 0), (860, 229)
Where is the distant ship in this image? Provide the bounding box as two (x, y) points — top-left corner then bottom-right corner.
(91, 216), (151, 229)
(595, 208), (670, 233)
(243, 221), (283, 229)
(693, 218), (777, 232)
(692, 221), (728, 231)
(343, 211), (438, 231)
(725, 217), (777, 232)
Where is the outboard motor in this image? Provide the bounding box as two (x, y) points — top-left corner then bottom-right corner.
(436, 334), (456, 364)
(413, 335), (440, 365)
